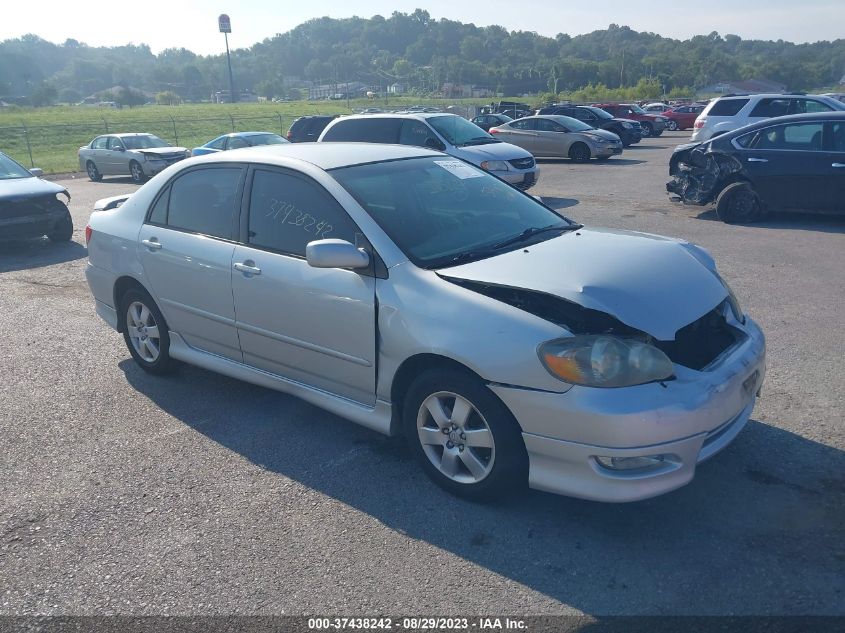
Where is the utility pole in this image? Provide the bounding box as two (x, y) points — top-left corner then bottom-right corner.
(218, 14), (236, 103)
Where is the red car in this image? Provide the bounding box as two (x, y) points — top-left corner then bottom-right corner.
(592, 103), (667, 137)
(663, 104), (706, 131)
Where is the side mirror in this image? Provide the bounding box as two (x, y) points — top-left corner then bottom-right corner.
(306, 239), (370, 270)
(424, 137), (445, 151)
(29, 167), (43, 177)
(117, 146), (126, 152)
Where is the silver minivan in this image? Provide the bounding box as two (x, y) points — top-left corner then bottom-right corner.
(318, 113), (540, 189)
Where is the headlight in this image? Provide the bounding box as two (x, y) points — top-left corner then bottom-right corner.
(621, 122), (633, 129)
(539, 336), (674, 388)
(480, 160), (509, 171)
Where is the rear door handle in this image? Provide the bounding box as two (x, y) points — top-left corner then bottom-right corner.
(747, 157), (768, 163)
(832, 163), (845, 168)
(141, 238), (162, 250)
(233, 261), (261, 275)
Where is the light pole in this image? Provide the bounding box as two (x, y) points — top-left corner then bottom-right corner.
(218, 14), (236, 103)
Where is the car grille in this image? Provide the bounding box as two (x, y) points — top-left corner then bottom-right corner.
(152, 153), (187, 164)
(655, 302), (743, 370)
(508, 157), (535, 170)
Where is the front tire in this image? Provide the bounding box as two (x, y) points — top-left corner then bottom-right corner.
(716, 181), (764, 224)
(640, 122), (654, 137)
(403, 368), (527, 501)
(568, 142), (591, 163)
(119, 287), (177, 374)
(86, 161), (102, 182)
(47, 202), (73, 242)
(129, 161), (146, 183)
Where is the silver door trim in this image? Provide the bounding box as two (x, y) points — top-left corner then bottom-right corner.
(159, 298), (237, 326)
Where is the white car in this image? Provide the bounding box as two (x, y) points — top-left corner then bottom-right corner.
(318, 113), (540, 190)
(691, 93), (845, 142)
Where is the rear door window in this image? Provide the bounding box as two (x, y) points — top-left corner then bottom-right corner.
(749, 98), (791, 118)
(207, 137), (227, 150)
(708, 99), (750, 116)
(321, 118), (401, 143)
(832, 123), (845, 152)
(163, 167), (244, 239)
(750, 122), (825, 151)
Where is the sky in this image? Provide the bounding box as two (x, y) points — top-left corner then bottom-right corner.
(4, 0), (844, 55)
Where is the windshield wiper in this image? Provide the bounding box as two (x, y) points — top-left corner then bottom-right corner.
(460, 137), (499, 146)
(492, 223), (581, 250)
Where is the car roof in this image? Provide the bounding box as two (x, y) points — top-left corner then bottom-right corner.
(112, 133), (157, 138)
(717, 111), (845, 137)
(191, 142), (438, 170)
(227, 131), (277, 137)
(333, 112), (458, 122)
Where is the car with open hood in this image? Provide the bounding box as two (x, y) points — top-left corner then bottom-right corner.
(84, 143), (765, 503)
(0, 151), (73, 242)
(667, 111), (845, 222)
(79, 133), (190, 183)
(489, 115), (623, 161)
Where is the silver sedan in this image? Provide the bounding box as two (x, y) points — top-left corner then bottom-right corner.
(84, 143), (765, 502)
(78, 133), (190, 183)
(490, 115), (623, 161)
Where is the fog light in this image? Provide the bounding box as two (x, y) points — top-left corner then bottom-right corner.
(595, 455), (667, 471)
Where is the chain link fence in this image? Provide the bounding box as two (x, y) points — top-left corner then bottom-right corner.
(0, 113), (301, 173)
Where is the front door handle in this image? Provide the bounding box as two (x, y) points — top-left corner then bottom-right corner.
(747, 157), (768, 163)
(832, 163), (845, 168)
(234, 261), (261, 275)
(141, 238), (162, 250)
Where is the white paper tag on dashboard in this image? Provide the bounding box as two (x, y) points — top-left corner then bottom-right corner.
(434, 160), (484, 179)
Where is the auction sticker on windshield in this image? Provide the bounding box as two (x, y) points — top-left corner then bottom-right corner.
(434, 160), (484, 179)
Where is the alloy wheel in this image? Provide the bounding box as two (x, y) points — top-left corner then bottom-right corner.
(126, 301), (161, 363)
(416, 391), (495, 484)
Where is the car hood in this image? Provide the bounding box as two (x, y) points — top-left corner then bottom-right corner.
(450, 141), (532, 163)
(137, 147), (188, 156)
(583, 129), (621, 141)
(0, 176), (68, 202)
(439, 227), (726, 340)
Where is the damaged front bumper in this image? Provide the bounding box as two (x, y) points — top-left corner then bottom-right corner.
(490, 317), (766, 502)
(666, 142), (744, 205)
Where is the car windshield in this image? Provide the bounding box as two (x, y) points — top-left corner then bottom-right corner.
(0, 153), (34, 180)
(585, 107), (613, 120)
(628, 104), (647, 114)
(246, 133), (287, 146)
(331, 156), (578, 269)
(552, 116), (594, 132)
(496, 114), (513, 123)
(426, 115), (500, 146)
(121, 135), (171, 150)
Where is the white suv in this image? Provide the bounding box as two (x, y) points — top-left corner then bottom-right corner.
(691, 93), (845, 141)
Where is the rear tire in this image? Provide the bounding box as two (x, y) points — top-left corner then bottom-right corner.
(47, 202), (73, 242)
(86, 161), (102, 182)
(403, 368), (528, 501)
(716, 181), (764, 224)
(568, 142), (592, 163)
(119, 287), (177, 375)
(667, 120), (678, 131)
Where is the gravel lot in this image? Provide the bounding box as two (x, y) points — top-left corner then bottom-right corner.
(1, 132), (843, 617)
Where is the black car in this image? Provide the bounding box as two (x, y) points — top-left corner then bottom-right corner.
(0, 151), (72, 242)
(286, 115), (338, 142)
(667, 111), (845, 223)
(470, 113), (513, 132)
(537, 105), (642, 146)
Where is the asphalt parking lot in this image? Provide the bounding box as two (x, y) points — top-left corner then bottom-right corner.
(1, 132), (843, 617)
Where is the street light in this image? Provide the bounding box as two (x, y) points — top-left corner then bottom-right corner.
(218, 14), (236, 103)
